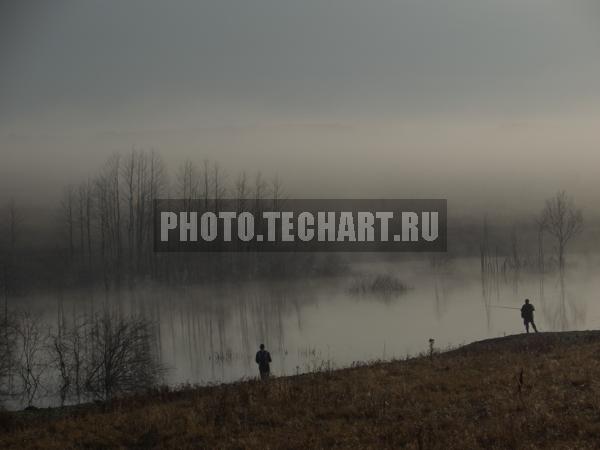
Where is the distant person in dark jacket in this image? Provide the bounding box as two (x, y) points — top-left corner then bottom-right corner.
(521, 299), (538, 333)
(255, 344), (272, 380)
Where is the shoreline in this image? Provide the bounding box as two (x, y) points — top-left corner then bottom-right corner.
(3, 330), (600, 448)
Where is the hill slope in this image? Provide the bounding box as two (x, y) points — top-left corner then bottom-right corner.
(3, 331), (600, 449)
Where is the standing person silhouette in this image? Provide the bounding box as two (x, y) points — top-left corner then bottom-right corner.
(255, 344), (272, 380)
(521, 299), (538, 333)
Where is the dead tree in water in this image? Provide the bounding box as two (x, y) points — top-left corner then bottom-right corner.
(95, 154), (123, 288)
(202, 159), (210, 210)
(509, 225), (521, 294)
(271, 174), (285, 210)
(212, 161), (227, 213)
(534, 214), (548, 273)
(235, 171), (248, 212)
(177, 158), (200, 210)
(541, 191), (583, 273)
(60, 187), (76, 260)
(122, 150), (166, 277)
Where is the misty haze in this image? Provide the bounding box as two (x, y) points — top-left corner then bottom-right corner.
(2, 1), (600, 448)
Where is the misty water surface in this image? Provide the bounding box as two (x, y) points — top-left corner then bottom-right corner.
(23, 255), (600, 393)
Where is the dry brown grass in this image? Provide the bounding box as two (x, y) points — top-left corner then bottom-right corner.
(3, 331), (600, 449)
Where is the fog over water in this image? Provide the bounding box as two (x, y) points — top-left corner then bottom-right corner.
(21, 255), (599, 396)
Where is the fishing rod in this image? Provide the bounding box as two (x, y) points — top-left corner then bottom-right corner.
(488, 305), (520, 310)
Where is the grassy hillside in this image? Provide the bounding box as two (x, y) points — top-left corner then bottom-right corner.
(3, 331), (600, 449)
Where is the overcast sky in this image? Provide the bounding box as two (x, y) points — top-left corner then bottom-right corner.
(2, 0), (600, 212)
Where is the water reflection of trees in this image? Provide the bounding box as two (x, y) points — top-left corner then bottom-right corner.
(430, 254), (453, 321)
(479, 244), (586, 333)
(538, 271), (586, 331)
(143, 282), (320, 384)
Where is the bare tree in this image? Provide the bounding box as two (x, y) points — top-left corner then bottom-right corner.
(0, 311), (16, 403)
(1, 200), (22, 391)
(85, 180), (93, 265)
(50, 308), (70, 406)
(84, 311), (163, 401)
(509, 225), (520, 293)
(252, 172), (268, 259)
(270, 174), (285, 209)
(14, 312), (48, 407)
(60, 186), (76, 260)
(541, 191), (583, 272)
(145, 150), (167, 275)
(5, 199), (21, 251)
(94, 154), (123, 287)
(123, 150), (137, 272)
(122, 149), (160, 276)
(49, 310), (88, 406)
(95, 173), (110, 289)
(253, 172), (267, 204)
(534, 213), (548, 273)
(212, 162), (227, 212)
(509, 225), (520, 270)
(202, 159), (211, 210)
(177, 159), (200, 208)
(235, 171), (248, 212)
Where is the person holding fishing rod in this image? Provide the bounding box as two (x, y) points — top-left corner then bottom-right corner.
(490, 299), (539, 333)
(520, 298), (538, 333)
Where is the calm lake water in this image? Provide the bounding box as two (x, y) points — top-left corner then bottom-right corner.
(25, 255), (600, 392)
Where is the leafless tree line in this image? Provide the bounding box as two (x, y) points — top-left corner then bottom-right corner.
(54, 149), (295, 288)
(538, 191), (583, 273)
(0, 307), (164, 408)
(480, 190), (583, 279)
(60, 150), (168, 287)
(1, 147), (344, 296)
